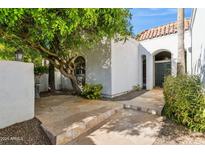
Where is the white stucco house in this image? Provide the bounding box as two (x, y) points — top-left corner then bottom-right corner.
(2, 8), (205, 130)
(41, 19), (191, 98)
(190, 8), (205, 85)
(40, 8), (205, 98)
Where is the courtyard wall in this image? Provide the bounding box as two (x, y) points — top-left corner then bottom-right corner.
(0, 61), (34, 129)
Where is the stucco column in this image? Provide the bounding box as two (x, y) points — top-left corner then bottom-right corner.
(146, 54), (154, 90)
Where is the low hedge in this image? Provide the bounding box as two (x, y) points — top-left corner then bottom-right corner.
(162, 75), (205, 132)
(81, 84), (103, 99)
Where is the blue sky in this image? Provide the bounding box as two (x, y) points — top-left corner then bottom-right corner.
(130, 8), (192, 35)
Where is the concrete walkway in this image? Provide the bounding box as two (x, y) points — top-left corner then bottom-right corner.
(119, 89), (164, 115)
(35, 95), (122, 144)
(73, 109), (164, 145)
(73, 89), (165, 145)
(35, 89), (165, 144)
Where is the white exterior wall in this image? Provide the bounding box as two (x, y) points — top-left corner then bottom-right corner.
(38, 40), (112, 96)
(55, 71), (62, 90)
(139, 31), (191, 89)
(83, 40), (112, 96)
(39, 28), (192, 97)
(61, 75), (73, 90)
(39, 74), (48, 92)
(191, 8), (205, 85)
(0, 61), (34, 129)
(39, 71), (72, 92)
(111, 39), (139, 96)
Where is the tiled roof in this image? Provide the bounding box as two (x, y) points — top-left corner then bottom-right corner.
(136, 19), (190, 41)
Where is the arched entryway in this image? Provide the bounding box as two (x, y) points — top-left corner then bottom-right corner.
(74, 56), (86, 86)
(154, 51), (171, 87)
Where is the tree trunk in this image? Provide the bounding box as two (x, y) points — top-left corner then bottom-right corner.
(58, 66), (82, 95)
(70, 77), (82, 95)
(48, 62), (55, 92)
(177, 8), (186, 75)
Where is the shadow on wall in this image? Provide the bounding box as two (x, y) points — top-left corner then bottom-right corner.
(195, 44), (205, 86)
(39, 40), (112, 94)
(39, 71), (73, 92)
(173, 58), (177, 76)
(80, 39), (112, 94)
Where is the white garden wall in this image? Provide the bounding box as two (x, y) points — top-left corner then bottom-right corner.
(191, 8), (205, 86)
(0, 61), (34, 129)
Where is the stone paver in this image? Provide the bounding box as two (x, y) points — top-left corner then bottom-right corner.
(35, 89), (165, 144)
(119, 89), (164, 115)
(35, 95), (122, 144)
(73, 109), (164, 145)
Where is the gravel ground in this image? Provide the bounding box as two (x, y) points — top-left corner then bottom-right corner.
(154, 119), (205, 145)
(0, 118), (51, 145)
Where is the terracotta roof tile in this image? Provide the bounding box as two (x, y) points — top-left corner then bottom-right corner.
(137, 19), (190, 41)
(156, 27), (161, 37)
(149, 29), (154, 39)
(169, 23), (174, 33)
(153, 28), (157, 38)
(165, 24), (169, 34)
(161, 26), (165, 36)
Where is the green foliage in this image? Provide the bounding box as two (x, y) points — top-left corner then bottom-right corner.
(133, 84), (141, 91)
(0, 39), (15, 60)
(81, 84), (103, 99)
(0, 8), (132, 59)
(0, 8), (132, 93)
(163, 75), (205, 132)
(34, 66), (48, 75)
(0, 38), (43, 65)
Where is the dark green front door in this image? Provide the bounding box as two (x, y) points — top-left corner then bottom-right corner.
(155, 62), (171, 87)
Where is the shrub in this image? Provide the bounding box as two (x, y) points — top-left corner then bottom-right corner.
(162, 75), (205, 132)
(34, 66), (48, 75)
(133, 84), (141, 91)
(81, 84), (103, 99)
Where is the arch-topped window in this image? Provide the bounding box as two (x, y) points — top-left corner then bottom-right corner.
(74, 56), (86, 86)
(154, 51), (171, 61)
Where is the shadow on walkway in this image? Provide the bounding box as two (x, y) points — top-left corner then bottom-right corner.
(102, 90), (147, 101)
